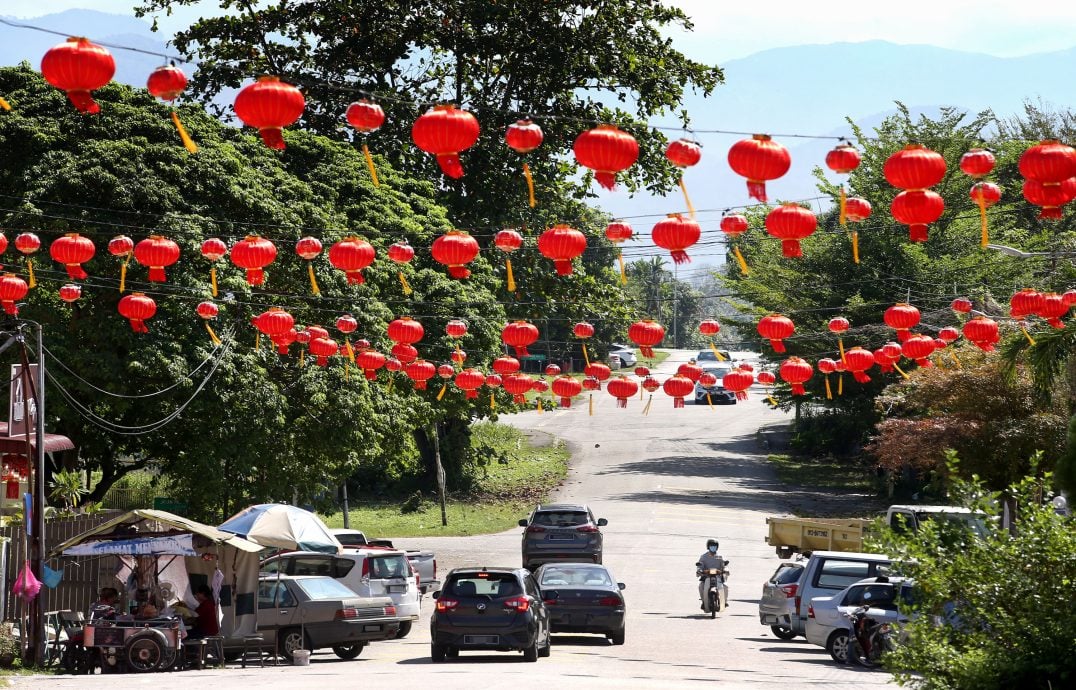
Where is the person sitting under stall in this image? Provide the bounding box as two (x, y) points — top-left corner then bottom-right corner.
(187, 585), (219, 639)
(89, 587), (120, 620)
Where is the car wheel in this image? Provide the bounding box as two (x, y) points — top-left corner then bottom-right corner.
(776, 546), (795, 559)
(827, 630), (851, 663)
(332, 644), (364, 660)
(522, 638), (539, 662)
(538, 636), (551, 658)
(278, 629), (310, 663)
(770, 625), (798, 640)
(431, 642), (446, 663)
(395, 621), (413, 639)
(608, 628), (625, 645)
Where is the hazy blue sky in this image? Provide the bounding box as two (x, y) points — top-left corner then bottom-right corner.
(5, 1), (1076, 61)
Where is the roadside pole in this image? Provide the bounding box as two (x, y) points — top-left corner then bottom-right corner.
(431, 422), (447, 526)
(341, 482), (350, 529)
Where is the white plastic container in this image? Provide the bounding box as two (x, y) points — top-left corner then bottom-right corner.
(292, 649), (311, 666)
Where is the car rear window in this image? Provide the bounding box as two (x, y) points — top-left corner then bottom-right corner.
(369, 555), (410, 579)
(843, 584), (897, 607)
(539, 566), (612, 587)
(288, 556), (355, 579)
(815, 560), (875, 589)
(446, 573), (522, 597)
(335, 532), (367, 546)
(296, 577), (359, 600)
(533, 511), (590, 527)
(772, 564), (803, 585)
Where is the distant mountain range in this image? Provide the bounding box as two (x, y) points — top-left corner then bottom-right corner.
(4, 11), (1076, 268)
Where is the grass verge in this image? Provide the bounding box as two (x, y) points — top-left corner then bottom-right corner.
(638, 348), (670, 368)
(323, 422), (569, 537)
(769, 453), (879, 493)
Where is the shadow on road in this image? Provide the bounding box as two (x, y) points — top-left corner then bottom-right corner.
(550, 635), (612, 646)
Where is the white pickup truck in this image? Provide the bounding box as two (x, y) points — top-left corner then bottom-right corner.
(331, 529), (440, 594)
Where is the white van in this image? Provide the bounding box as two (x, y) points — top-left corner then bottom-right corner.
(261, 549), (421, 637)
(783, 550), (891, 637)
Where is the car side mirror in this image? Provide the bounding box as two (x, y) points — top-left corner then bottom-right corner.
(518, 519), (528, 527)
(618, 582), (626, 590)
(597, 518), (608, 527)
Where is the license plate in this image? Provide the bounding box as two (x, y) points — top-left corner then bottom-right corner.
(362, 625), (382, 632)
(549, 533), (576, 541)
(388, 584), (407, 593)
(464, 635), (499, 645)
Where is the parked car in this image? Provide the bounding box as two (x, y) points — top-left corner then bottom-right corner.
(695, 365), (736, 404)
(251, 575), (400, 661)
(519, 504), (607, 571)
(696, 349), (732, 363)
(430, 567), (551, 662)
(779, 550), (892, 637)
(806, 576), (913, 663)
(330, 528), (440, 595)
(608, 344), (638, 367)
(758, 561), (805, 640)
(261, 549), (421, 638)
(534, 563), (626, 644)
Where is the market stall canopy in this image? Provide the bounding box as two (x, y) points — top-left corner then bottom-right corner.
(0, 421), (75, 454)
(49, 509), (262, 558)
(218, 503), (341, 554)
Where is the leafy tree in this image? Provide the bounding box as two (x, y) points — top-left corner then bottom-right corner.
(869, 461), (1076, 690)
(625, 257), (706, 349)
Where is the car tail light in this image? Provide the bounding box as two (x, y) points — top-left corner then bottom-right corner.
(543, 598), (557, 606)
(807, 604), (815, 619)
(436, 598), (459, 611)
(576, 525), (599, 533)
(384, 605), (397, 616)
(503, 596), (531, 612)
(525, 525), (546, 533)
(334, 608), (359, 620)
(596, 596), (622, 607)
(779, 583), (798, 598)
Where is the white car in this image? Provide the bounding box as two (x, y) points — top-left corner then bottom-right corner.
(261, 549), (422, 638)
(805, 576), (912, 662)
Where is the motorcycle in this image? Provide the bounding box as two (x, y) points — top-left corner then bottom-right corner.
(696, 560), (730, 618)
(844, 604), (896, 667)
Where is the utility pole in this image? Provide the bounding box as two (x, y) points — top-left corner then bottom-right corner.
(673, 264), (680, 349)
(16, 323), (47, 666)
(431, 422), (447, 526)
(341, 482), (350, 529)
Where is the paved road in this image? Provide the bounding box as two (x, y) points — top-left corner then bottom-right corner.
(20, 350), (893, 689)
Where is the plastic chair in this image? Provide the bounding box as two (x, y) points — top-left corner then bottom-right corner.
(240, 635), (269, 668)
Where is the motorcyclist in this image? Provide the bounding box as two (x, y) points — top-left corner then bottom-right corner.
(696, 538), (729, 611)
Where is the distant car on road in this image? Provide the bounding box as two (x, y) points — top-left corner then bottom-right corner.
(535, 563), (626, 645)
(696, 349), (732, 363)
(805, 576), (913, 663)
(758, 561), (805, 640)
(430, 567), (551, 662)
(329, 528), (440, 595)
(608, 344), (638, 368)
(695, 365), (736, 404)
(519, 504), (607, 571)
(253, 575), (400, 662)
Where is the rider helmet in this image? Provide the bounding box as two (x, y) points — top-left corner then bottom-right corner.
(706, 538), (719, 549)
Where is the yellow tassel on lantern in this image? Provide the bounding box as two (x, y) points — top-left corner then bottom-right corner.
(255, 332), (261, 351)
(825, 375), (833, 400)
(709, 343), (725, 362)
(345, 339), (355, 362)
(1021, 326), (1036, 346)
(119, 257), (129, 293)
(26, 260), (35, 288)
(437, 383), (447, 401)
(838, 186), (847, 227)
(307, 262), (321, 296)
(385, 377), (393, 393)
(837, 374), (843, 396)
(639, 386), (644, 400)
(522, 162), (536, 208)
(589, 394), (594, 416)
(210, 266), (218, 298)
(706, 393), (714, 410)
(893, 363), (909, 380)
(976, 190), (988, 249)
(642, 396), (653, 416)
(583, 344), (591, 367)
(398, 272), (412, 295)
(537, 397), (544, 414)
(362, 143), (380, 187)
(733, 246), (749, 276)
(617, 251), (627, 285)
(299, 347), (306, 368)
(950, 350), (962, 368)
(678, 177), (696, 219)
(838, 338), (846, 364)
(490, 392), (496, 410)
(851, 231), (860, 264)
(505, 258), (516, 293)
(205, 322), (222, 346)
(0, 97), (10, 111)
(170, 111), (198, 154)
(766, 395), (779, 407)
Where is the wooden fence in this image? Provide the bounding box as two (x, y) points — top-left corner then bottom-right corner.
(2, 513), (118, 621)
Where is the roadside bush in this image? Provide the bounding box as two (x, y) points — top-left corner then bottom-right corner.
(869, 453), (1076, 690)
(791, 405), (877, 457)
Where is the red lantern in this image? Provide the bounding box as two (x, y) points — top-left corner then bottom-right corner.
(605, 222), (633, 244)
(59, 283), (81, 303)
(758, 314), (795, 352)
(502, 373), (534, 404)
(1065, 290), (1076, 307)
(231, 235), (278, 286)
(818, 358), (838, 375)
(719, 214), (749, 237)
(573, 125), (639, 191)
(844, 197), (872, 223)
(108, 235), (133, 257)
(233, 76), (305, 150)
(584, 362), (612, 387)
(652, 213), (701, 264)
(544, 364), (561, 377)
(485, 373), (502, 388)
(295, 236), (323, 295)
(296, 328), (313, 344)
(201, 238), (227, 295)
(951, 297), (973, 313)
(384, 357), (402, 372)
(412, 105), (480, 178)
(388, 317), (424, 345)
(825, 143), (861, 174)
(963, 316), (1000, 352)
(492, 356), (521, 376)
(532, 380), (550, 396)
(49, 233), (96, 280)
(537, 224), (587, 275)
(970, 182), (1002, 207)
(677, 362), (702, 382)
(765, 204), (817, 258)
(642, 376), (661, 393)
(959, 148), (996, 178)
(147, 64), (198, 153)
(1018, 140), (1076, 185)
(901, 334), (936, 367)
(933, 338), (948, 350)
(1022, 178), (1076, 220)
(0, 274), (28, 315)
(134, 235), (180, 283)
(336, 315), (358, 335)
(628, 320), (665, 359)
(328, 237), (376, 285)
(506, 119), (544, 208)
(502, 321), (539, 358)
(309, 336), (339, 366)
(843, 347), (876, 383)
(40, 37), (115, 114)
(722, 368), (754, 401)
(757, 371), (776, 386)
(15, 233), (40, 255)
(450, 350), (468, 365)
(405, 359), (437, 389)
(431, 230), (480, 279)
(437, 363), (456, 380)
(446, 319), (468, 338)
(356, 350), (386, 380)
(387, 240), (414, 264)
(728, 134), (791, 202)
(1010, 288), (1045, 319)
(454, 368), (485, 399)
(551, 376), (583, 408)
(252, 308), (295, 338)
(662, 374), (694, 408)
(779, 357), (813, 395)
(884, 303), (920, 342)
(883, 144), (946, 190)
(493, 229), (523, 291)
(391, 343), (418, 364)
(666, 138), (702, 168)
(117, 292), (156, 333)
(699, 320), (721, 337)
(196, 301), (218, 320)
(938, 326), (961, 344)
(573, 322), (595, 339)
(891, 190), (945, 242)
(346, 100), (385, 133)
(828, 317), (849, 334)
(635, 366), (650, 377)
(606, 376), (639, 408)
(1039, 292), (1069, 328)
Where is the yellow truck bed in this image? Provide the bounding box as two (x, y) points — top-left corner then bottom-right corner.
(765, 516), (870, 557)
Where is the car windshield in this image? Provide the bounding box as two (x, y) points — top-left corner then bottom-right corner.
(294, 578), (357, 600)
(539, 566), (612, 587)
(917, 511), (989, 538)
(533, 510), (590, 527)
(369, 555), (410, 579)
(446, 573), (522, 597)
